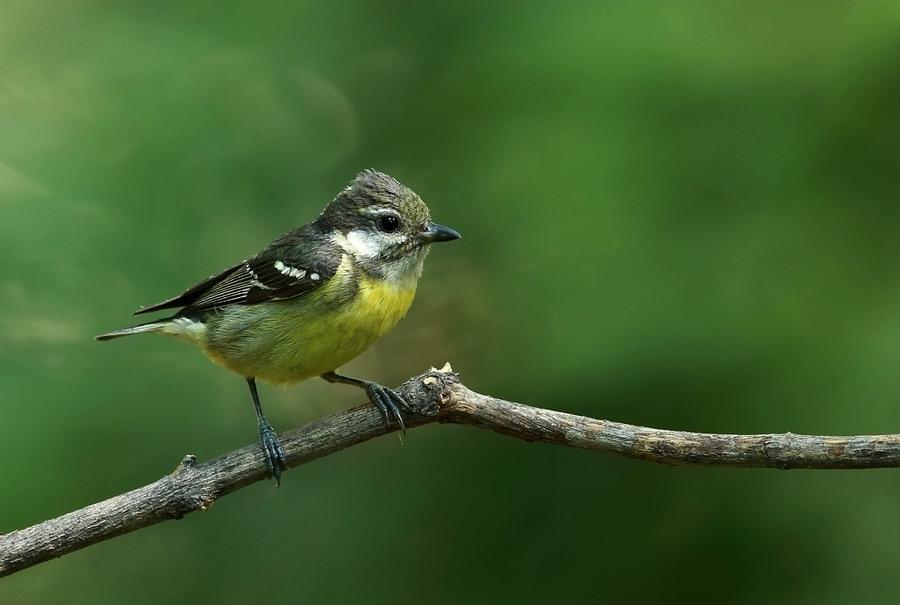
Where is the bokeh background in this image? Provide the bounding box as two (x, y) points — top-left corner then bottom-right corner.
(3, 1), (900, 603)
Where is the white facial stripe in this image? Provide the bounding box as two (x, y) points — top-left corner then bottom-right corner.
(360, 206), (395, 217)
(345, 230), (382, 258)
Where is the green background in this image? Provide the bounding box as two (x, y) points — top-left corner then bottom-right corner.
(3, 1), (900, 603)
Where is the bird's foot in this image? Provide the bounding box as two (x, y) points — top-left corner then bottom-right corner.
(258, 419), (287, 486)
(364, 382), (410, 433)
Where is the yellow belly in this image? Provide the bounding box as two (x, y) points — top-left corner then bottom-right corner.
(202, 274), (417, 384)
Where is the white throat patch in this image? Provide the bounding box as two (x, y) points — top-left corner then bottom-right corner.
(333, 229), (408, 260)
(381, 247), (428, 286)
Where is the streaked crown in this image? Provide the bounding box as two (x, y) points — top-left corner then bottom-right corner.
(318, 169), (431, 233)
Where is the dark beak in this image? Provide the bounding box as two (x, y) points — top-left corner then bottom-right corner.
(420, 222), (461, 243)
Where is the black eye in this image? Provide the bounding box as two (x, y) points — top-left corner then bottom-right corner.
(378, 214), (400, 233)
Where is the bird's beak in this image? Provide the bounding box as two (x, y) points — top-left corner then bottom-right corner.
(419, 222), (461, 243)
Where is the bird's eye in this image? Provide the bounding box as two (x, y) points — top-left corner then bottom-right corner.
(378, 214), (400, 233)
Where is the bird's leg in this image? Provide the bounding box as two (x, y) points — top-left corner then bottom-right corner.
(246, 377), (287, 485)
(320, 371), (409, 433)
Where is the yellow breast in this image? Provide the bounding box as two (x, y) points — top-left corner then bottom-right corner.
(329, 274), (418, 351)
(202, 267), (418, 385)
(276, 275), (417, 383)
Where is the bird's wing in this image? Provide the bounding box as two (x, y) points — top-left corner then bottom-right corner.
(134, 231), (340, 316)
(133, 262), (242, 315)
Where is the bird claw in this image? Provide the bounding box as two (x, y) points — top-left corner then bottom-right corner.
(364, 382), (410, 434)
(258, 420), (287, 486)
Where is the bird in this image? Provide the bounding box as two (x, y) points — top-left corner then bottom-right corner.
(96, 169), (460, 484)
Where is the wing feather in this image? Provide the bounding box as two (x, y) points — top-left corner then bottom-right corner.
(133, 228), (340, 316)
(133, 262), (242, 315)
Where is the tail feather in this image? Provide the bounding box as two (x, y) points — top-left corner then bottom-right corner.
(95, 320), (168, 341)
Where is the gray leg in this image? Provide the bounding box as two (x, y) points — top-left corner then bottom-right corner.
(247, 377), (287, 485)
(321, 371), (409, 433)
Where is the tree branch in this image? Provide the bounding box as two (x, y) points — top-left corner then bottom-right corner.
(4, 363), (900, 577)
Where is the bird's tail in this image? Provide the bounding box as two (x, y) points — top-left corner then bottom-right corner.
(95, 319), (170, 341)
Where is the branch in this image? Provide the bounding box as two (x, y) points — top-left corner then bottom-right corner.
(4, 364), (900, 577)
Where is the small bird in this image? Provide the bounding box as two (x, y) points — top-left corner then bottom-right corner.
(97, 169), (460, 484)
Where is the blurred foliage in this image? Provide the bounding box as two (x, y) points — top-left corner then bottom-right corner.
(2, 1), (900, 603)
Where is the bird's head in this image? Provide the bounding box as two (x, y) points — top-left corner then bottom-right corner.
(318, 169), (460, 283)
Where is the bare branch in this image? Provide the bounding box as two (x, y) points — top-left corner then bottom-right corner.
(445, 381), (900, 469)
(3, 365), (900, 577)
